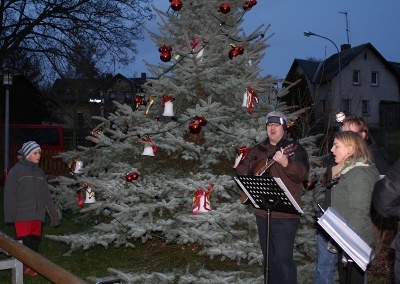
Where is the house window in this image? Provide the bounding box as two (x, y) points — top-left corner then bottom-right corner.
(108, 91), (116, 100)
(321, 100), (326, 113)
(362, 100), (370, 115)
(343, 99), (351, 114)
(124, 91), (133, 103)
(353, 70), (360, 85)
(371, 72), (379, 86)
(77, 112), (83, 126)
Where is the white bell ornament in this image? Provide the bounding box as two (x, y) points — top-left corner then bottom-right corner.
(74, 160), (84, 175)
(162, 101), (174, 117)
(142, 145), (155, 156)
(84, 186), (96, 204)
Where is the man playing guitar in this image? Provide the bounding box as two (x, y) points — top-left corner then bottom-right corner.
(236, 110), (309, 284)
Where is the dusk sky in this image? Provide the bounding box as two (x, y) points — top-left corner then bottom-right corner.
(122, 0), (400, 80)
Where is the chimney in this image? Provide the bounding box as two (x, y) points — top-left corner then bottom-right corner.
(141, 72), (146, 80)
(341, 44), (351, 51)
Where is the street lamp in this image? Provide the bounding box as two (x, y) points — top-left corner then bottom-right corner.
(2, 68), (13, 182)
(304, 31), (342, 112)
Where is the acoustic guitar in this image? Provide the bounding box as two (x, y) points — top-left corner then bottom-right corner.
(240, 143), (298, 205)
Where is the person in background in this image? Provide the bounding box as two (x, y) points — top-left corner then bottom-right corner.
(4, 141), (60, 277)
(314, 114), (390, 284)
(16, 149), (24, 161)
(236, 110), (309, 284)
(330, 131), (379, 283)
(341, 115), (390, 174)
(372, 159), (400, 284)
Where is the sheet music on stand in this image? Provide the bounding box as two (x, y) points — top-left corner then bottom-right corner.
(318, 207), (374, 271)
(234, 175), (303, 215)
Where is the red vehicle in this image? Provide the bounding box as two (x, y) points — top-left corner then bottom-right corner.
(1, 124), (67, 182)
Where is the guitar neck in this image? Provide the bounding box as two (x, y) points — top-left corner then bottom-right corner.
(255, 159), (276, 176)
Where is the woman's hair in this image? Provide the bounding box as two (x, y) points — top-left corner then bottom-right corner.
(334, 131), (372, 165)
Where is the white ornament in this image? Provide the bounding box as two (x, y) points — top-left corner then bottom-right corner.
(74, 160), (84, 175)
(336, 112), (346, 122)
(84, 186), (96, 204)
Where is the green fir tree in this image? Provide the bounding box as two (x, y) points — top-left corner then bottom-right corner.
(48, 1), (325, 283)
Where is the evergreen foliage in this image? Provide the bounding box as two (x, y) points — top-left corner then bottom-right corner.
(47, 1), (325, 282)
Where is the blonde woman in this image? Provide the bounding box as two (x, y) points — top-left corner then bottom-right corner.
(330, 131), (379, 284)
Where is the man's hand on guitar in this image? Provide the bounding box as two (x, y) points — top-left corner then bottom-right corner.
(273, 147), (289, 167)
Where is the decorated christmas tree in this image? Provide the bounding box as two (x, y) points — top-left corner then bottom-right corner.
(47, 1), (324, 283)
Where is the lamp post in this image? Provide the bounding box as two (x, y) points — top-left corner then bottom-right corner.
(304, 31), (342, 112)
(2, 69), (13, 182)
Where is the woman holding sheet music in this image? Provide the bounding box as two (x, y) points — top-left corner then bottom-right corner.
(330, 131), (379, 283)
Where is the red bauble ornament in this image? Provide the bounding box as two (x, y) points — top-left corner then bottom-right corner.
(160, 52), (172, 62)
(131, 172), (139, 180)
(126, 173), (133, 182)
(228, 48), (239, 59)
(198, 117), (207, 126)
(170, 0), (183, 11)
(189, 120), (202, 134)
(303, 180), (316, 190)
(237, 46), (244, 55)
(243, 0), (257, 10)
(126, 172), (139, 182)
(158, 45), (173, 62)
(219, 3), (231, 14)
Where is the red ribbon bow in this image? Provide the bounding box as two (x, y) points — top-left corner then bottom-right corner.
(192, 184), (214, 214)
(159, 95), (175, 106)
(77, 183), (89, 208)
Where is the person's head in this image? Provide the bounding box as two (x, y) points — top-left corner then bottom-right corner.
(266, 110), (287, 145)
(16, 149), (24, 160)
(341, 115), (369, 140)
(22, 141), (41, 164)
(331, 131), (371, 166)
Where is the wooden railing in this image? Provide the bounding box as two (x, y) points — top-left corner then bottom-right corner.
(0, 232), (87, 283)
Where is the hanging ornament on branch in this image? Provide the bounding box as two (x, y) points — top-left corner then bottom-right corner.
(68, 156), (84, 175)
(197, 115), (207, 126)
(160, 95), (175, 117)
(169, 0), (183, 11)
(134, 95), (147, 109)
(158, 44), (173, 62)
(242, 0), (257, 10)
(242, 87), (258, 114)
(218, 3), (231, 14)
(189, 118), (202, 134)
(140, 135), (157, 156)
(336, 112), (346, 122)
(228, 44), (244, 59)
(77, 183), (95, 208)
(125, 172), (139, 182)
(233, 146), (248, 169)
(192, 184), (214, 214)
(145, 95), (154, 116)
(303, 177), (317, 191)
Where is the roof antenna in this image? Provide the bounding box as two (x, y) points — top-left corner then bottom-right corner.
(339, 11), (350, 45)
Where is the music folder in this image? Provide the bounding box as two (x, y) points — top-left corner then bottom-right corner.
(318, 207), (374, 271)
(234, 175), (303, 215)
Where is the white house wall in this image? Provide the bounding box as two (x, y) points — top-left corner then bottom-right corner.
(340, 47), (399, 126)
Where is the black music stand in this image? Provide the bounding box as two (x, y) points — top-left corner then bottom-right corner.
(234, 175), (303, 284)
(317, 207), (374, 284)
